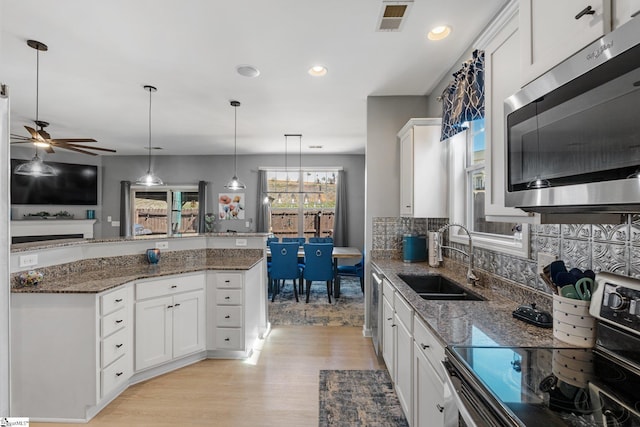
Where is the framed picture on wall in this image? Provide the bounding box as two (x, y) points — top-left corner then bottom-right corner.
(218, 193), (245, 220)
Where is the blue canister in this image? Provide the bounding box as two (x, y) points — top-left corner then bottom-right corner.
(403, 234), (427, 263)
(146, 248), (161, 264)
(86, 210), (95, 219)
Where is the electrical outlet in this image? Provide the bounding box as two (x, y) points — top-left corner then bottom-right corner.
(107, 216), (112, 222)
(245, 221), (251, 228)
(112, 221), (120, 227)
(537, 252), (556, 275)
(155, 241), (169, 249)
(235, 238), (247, 247)
(19, 254), (38, 267)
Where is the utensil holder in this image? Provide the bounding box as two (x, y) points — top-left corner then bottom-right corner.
(552, 294), (596, 347)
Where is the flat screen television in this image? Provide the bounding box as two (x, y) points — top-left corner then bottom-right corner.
(11, 159), (98, 205)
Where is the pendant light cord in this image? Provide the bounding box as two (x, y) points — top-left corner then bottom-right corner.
(35, 47), (40, 123)
(148, 87), (153, 173)
(234, 103), (238, 176)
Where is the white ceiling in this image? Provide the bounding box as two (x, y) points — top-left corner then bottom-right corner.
(1, 0), (506, 156)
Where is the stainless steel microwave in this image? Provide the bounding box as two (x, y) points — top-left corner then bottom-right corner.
(504, 17), (640, 214)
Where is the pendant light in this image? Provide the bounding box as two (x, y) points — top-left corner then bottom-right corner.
(224, 100), (246, 190)
(14, 40), (57, 177)
(136, 85), (163, 186)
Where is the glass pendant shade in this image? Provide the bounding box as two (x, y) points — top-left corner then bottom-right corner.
(225, 100), (246, 190)
(136, 85), (163, 186)
(225, 175), (246, 191)
(136, 170), (164, 186)
(14, 153), (56, 177)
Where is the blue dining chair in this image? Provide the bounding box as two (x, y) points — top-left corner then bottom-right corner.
(266, 236), (279, 246)
(283, 237), (306, 291)
(337, 254), (364, 293)
(303, 243), (334, 303)
(269, 242), (304, 302)
(308, 237), (333, 243)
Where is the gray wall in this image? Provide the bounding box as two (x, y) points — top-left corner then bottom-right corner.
(101, 153), (365, 249)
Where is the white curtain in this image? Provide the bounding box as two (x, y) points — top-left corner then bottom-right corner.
(333, 170), (348, 246)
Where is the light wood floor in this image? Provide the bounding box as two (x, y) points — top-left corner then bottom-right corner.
(33, 326), (384, 427)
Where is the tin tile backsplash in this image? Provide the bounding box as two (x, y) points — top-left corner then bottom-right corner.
(373, 214), (640, 295)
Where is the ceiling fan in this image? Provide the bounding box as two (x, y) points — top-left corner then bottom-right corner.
(10, 39), (116, 157)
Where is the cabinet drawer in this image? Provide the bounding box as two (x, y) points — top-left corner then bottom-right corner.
(394, 293), (413, 332)
(136, 273), (205, 300)
(101, 287), (128, 316)
(215, 328), (243, 349)
(414, 315), (445, 380)
(215, 272), (243, 289)
(216, 289), (242, 305)
(102, 327), (128, 368)
(102, 307), (127, 338)
(216, 306), (242, 327)
(101, 354), (129, 398)
(382, 279), (394, 300)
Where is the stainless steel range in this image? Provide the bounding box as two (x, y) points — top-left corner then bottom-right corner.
(443, 272), (640, 426)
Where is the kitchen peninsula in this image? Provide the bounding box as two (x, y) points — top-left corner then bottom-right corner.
(9, 233), (269, 423)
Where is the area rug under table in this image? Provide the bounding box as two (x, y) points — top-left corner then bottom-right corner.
(319, 370), (409, 427)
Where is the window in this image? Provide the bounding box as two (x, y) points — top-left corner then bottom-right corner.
(448, 119), (528, 256)
(131, 186), (200, 236)
(265, 169), (337, 239)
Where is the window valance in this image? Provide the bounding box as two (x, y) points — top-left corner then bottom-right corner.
(440, 49), (485, 141)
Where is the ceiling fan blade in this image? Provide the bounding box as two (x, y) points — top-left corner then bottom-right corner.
(37, 129), (51, 140)
(50, 138), (97, 143)
(10, 140), (35, 144)
(44, 145), (55, 154)
(24, 126), (38, 139)
(54, 142), (116, 153)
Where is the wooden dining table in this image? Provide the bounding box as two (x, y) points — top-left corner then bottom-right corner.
(266, 246), (362, 298)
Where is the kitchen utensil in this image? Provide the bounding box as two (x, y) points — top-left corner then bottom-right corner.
(574, 277), (592, 301)
(569, 268), (585, 280)
(560, 284), (579, 299)
(550, 260), (567, 284)
(555, 272), (576, 288)
(583, 269), (596, 280)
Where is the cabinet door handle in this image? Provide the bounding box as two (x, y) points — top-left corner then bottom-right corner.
(575, 5), (595, 19)
(224, 280), (231, 283)
(116, 343), (124, 348)
(115, 319), (124, 324)
(225, 296), (231, 300)
(391, 324), (397, 327)
(420, 343), (430, 350)
(167, 305), (174, 309)
(174, 303), (181, 307)
(225, 315), (231, 319)
(224, 338), (230, 341)
(436, 404), (444, 413)
(116, 372), (124, 377)
(171, 285), (178, 289)
(115, 298), (123, 303)
(387, 317), (393, 321)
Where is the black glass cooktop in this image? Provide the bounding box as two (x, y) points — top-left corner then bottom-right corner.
(450, 346), (640, 426)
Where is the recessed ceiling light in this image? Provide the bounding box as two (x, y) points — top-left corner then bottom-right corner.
(143, 146), (163, 150)
(309, 145), (323, 149)
(427, 25), (451, 41)
(308, 65), (328, 77)
(236, 64), (260, 78)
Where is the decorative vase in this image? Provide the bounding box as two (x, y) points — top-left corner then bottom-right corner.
(146, 248), (160, 264)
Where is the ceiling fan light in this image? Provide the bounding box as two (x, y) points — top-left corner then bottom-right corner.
(33, 141), (50, 148)
(136, 170), (164, 186)
(14, 155), (57, 177)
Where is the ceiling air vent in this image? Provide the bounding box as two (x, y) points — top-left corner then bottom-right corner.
(376, 1), (413, 32)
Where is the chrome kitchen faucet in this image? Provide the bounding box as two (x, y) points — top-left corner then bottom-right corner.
(433, 223), (479, 286)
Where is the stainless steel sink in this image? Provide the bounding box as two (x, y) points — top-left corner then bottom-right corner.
(397, 274), (485, 301)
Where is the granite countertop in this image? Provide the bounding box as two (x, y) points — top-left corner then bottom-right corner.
(12, 257), (262, 294)
(10, 232), (270, 253)
(372, 259), (558, 349)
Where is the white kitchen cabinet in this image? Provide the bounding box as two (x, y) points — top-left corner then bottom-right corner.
(394, 294), (414, 422)
(520, 0), (611, 85)
(483, 9), (532, 221)
(398, 118), (447, 218)
(206, 261), (264, 357)
(382, 291), (396, 382)
(413, 315), (450, 427)
(135, 273), (206, 371)
(613, 0), (640, 28)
